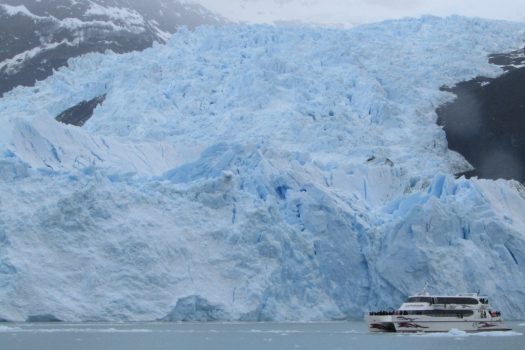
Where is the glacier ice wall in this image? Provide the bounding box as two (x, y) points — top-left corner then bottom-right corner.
(0, 16), (525, 321)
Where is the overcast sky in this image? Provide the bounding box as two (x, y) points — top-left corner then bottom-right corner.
(185, 0), (525, 27)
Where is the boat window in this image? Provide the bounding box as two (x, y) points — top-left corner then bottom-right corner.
(403, 310), (474, 317)
(424, 310), (474, 317)
(435, 297), (478, 305)
(406, 297), (433, 303)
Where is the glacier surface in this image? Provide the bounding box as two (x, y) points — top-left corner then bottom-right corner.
(1, 16), (525, 321)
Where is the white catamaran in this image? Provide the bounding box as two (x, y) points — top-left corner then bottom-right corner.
(366, 292), (511, 333)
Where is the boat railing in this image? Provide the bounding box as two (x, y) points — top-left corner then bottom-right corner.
(369, 310), (396, 316)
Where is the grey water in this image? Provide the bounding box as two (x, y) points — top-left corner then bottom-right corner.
(0, 321), (523, 350)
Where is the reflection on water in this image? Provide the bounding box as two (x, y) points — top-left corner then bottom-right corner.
(0, 322), (523, 350)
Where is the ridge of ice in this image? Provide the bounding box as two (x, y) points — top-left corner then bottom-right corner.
(0, 16), (525, 322)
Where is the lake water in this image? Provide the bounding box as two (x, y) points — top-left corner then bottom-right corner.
(0, 321), (523, 350)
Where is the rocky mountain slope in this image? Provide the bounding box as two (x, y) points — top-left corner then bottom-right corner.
(0, 0), (224, 97)
(437, 49), (525, 181)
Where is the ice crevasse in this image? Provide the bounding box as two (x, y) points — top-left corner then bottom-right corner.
(0, 16), (525, 321)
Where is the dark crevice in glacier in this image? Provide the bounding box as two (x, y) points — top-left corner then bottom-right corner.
(275, 185), (288, 200)
(437, 48), (525, 182)
(231, 204), (237, 224)
(505, 245), (519, 265)
(462, 224), (470, 240)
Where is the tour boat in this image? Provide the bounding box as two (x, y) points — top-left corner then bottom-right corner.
(365, 292), (511, 333)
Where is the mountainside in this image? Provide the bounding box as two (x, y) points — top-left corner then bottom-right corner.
(1, 17), (525, 322)
(0, 0), (224, 96)
(437, 49), (525, 182)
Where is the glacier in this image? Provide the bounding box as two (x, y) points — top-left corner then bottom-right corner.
(0, 16), (525, 322)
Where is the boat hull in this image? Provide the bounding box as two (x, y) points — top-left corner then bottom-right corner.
(393, 316), (511, 333)
(365, 315), (396, 332)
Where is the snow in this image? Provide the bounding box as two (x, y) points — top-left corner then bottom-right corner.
(0, 4), (45, 19)
(59, 17), (145, 34)
(148, 20), (173, 42)
(0, 16), (525, 322)
(0, 41), (68, 75)
(0, 3), (145, 34)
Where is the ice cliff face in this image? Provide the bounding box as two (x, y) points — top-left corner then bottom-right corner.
(1, 16), (525, 322)
(0, 0), (224, 96)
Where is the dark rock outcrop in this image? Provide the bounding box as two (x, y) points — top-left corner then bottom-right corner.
(489, 48), (525, 72)
(437, 49), (525, 182)
(56, 94), (106, 126)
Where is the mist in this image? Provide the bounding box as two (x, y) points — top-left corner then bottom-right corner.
(184, 0), (525, 27)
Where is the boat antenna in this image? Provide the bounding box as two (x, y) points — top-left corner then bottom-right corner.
(419, 281), (429, 296)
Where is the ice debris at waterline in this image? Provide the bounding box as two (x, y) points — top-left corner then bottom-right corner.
(0, 16), (525, 322)
(405, 329), (523, 337)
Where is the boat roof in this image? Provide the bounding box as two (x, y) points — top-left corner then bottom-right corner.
(407, 294), (487, 298)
